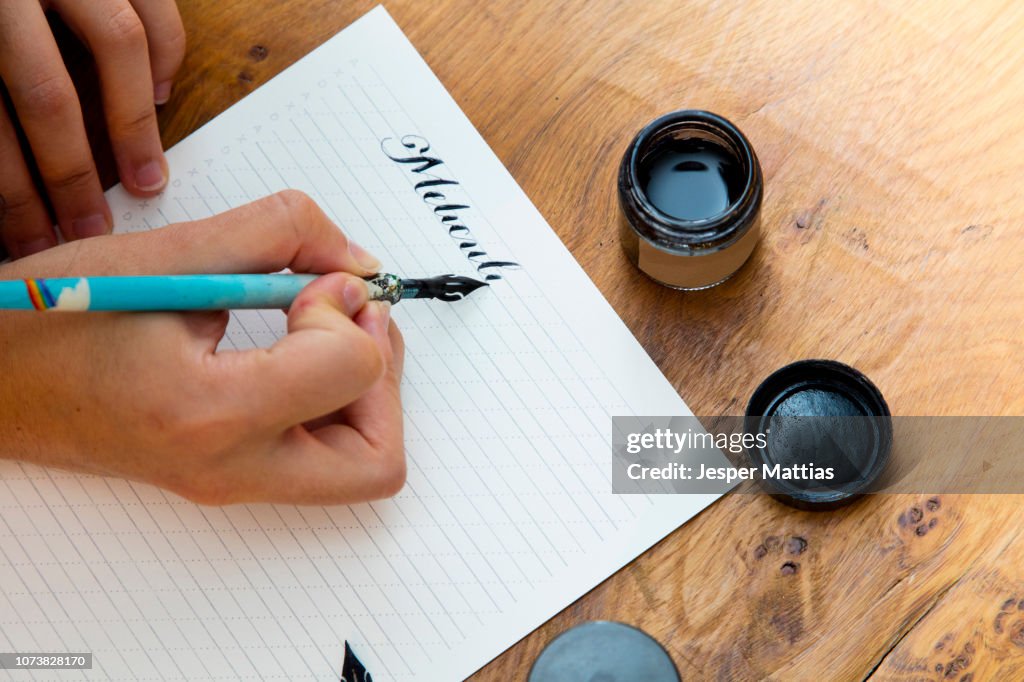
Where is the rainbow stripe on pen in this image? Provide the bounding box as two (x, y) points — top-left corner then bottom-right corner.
(24, 278), (56, 311)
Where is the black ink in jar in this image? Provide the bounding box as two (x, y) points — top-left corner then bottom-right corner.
(618, 110), (763, 290)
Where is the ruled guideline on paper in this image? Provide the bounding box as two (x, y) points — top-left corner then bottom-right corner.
(0, 7), (725, 680)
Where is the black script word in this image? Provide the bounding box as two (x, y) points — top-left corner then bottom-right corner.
(381, 135), (519, 280)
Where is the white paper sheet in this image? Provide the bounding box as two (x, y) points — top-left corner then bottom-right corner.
(0, 7), (724, 680)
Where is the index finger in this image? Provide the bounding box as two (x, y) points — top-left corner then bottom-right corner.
(55, 0), (169, 195)
(4, 190), (383, 279)
(209, 271), (385, 430)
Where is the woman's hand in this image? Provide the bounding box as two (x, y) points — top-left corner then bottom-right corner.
(0, 191), (407, 505)
(0, 0), (185, 257)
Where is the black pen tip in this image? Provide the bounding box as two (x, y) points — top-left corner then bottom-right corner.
(415, 274), (490, 302)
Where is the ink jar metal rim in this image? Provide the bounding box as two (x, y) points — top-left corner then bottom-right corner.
(618, 110), (763, 290)
(744, 359), (893, 511)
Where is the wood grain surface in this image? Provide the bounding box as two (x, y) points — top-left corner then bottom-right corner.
(65, 0), (1024, 679)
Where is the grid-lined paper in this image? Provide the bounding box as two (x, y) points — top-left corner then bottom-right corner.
(0, 7), (724, 680)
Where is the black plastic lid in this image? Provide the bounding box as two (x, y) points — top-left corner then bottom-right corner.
(527, 621), (679, 682)
(744, 359), (893, 510)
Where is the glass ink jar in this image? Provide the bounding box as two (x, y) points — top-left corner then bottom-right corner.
(618, 110), (763, 290)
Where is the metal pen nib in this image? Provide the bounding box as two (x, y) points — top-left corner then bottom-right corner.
(364, 273), (489, 304)
(404, 274), (490, 302)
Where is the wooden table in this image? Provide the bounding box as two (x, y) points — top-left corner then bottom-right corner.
(70, 0), (1024, 678)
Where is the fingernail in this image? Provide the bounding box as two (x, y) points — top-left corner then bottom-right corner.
(342, 278), (368, 314)
(16, 237), (54, 257)
(154, 80), (172, 105)
(134, 160), (167, 192)
(348, 240), (382, 272)
(378, 300), (392, 329)
(71, 213), (111, 239)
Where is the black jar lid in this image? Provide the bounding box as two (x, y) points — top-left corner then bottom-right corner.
(527, 621), (679, 682)
(744, 360), (893, 510)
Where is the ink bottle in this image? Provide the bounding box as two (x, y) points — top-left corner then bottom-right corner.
(618, 110), (763, 290)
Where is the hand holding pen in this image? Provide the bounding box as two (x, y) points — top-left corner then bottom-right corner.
(0, 192), (411, 505)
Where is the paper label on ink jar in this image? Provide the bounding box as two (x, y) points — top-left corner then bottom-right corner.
(637, 220), (760, 290)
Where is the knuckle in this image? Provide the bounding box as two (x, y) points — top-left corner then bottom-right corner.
(273, 189), (314, 237)
(268, 189), (327, 258)
(0, 190), (40, 221)
(172, 474), (235, 506)
(45, 164), (96, 193)
(273, 189), (316, 215)
(372, 448), (407, 498)
(390, 322), (405, 353)
(185, 414), (246, 454)
(162, 24), (188, 67)
(104, 5), (147, 49)
(354, 332), (385, 383)
(143, 395), (246, 462)
(20, 73), (76, 119)
(150, 424), (245, 506)
(110, 106), (158, 139)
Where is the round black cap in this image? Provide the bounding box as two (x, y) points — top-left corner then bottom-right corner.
(528, 621), (679, 682)
(744, 359), (892, 510)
